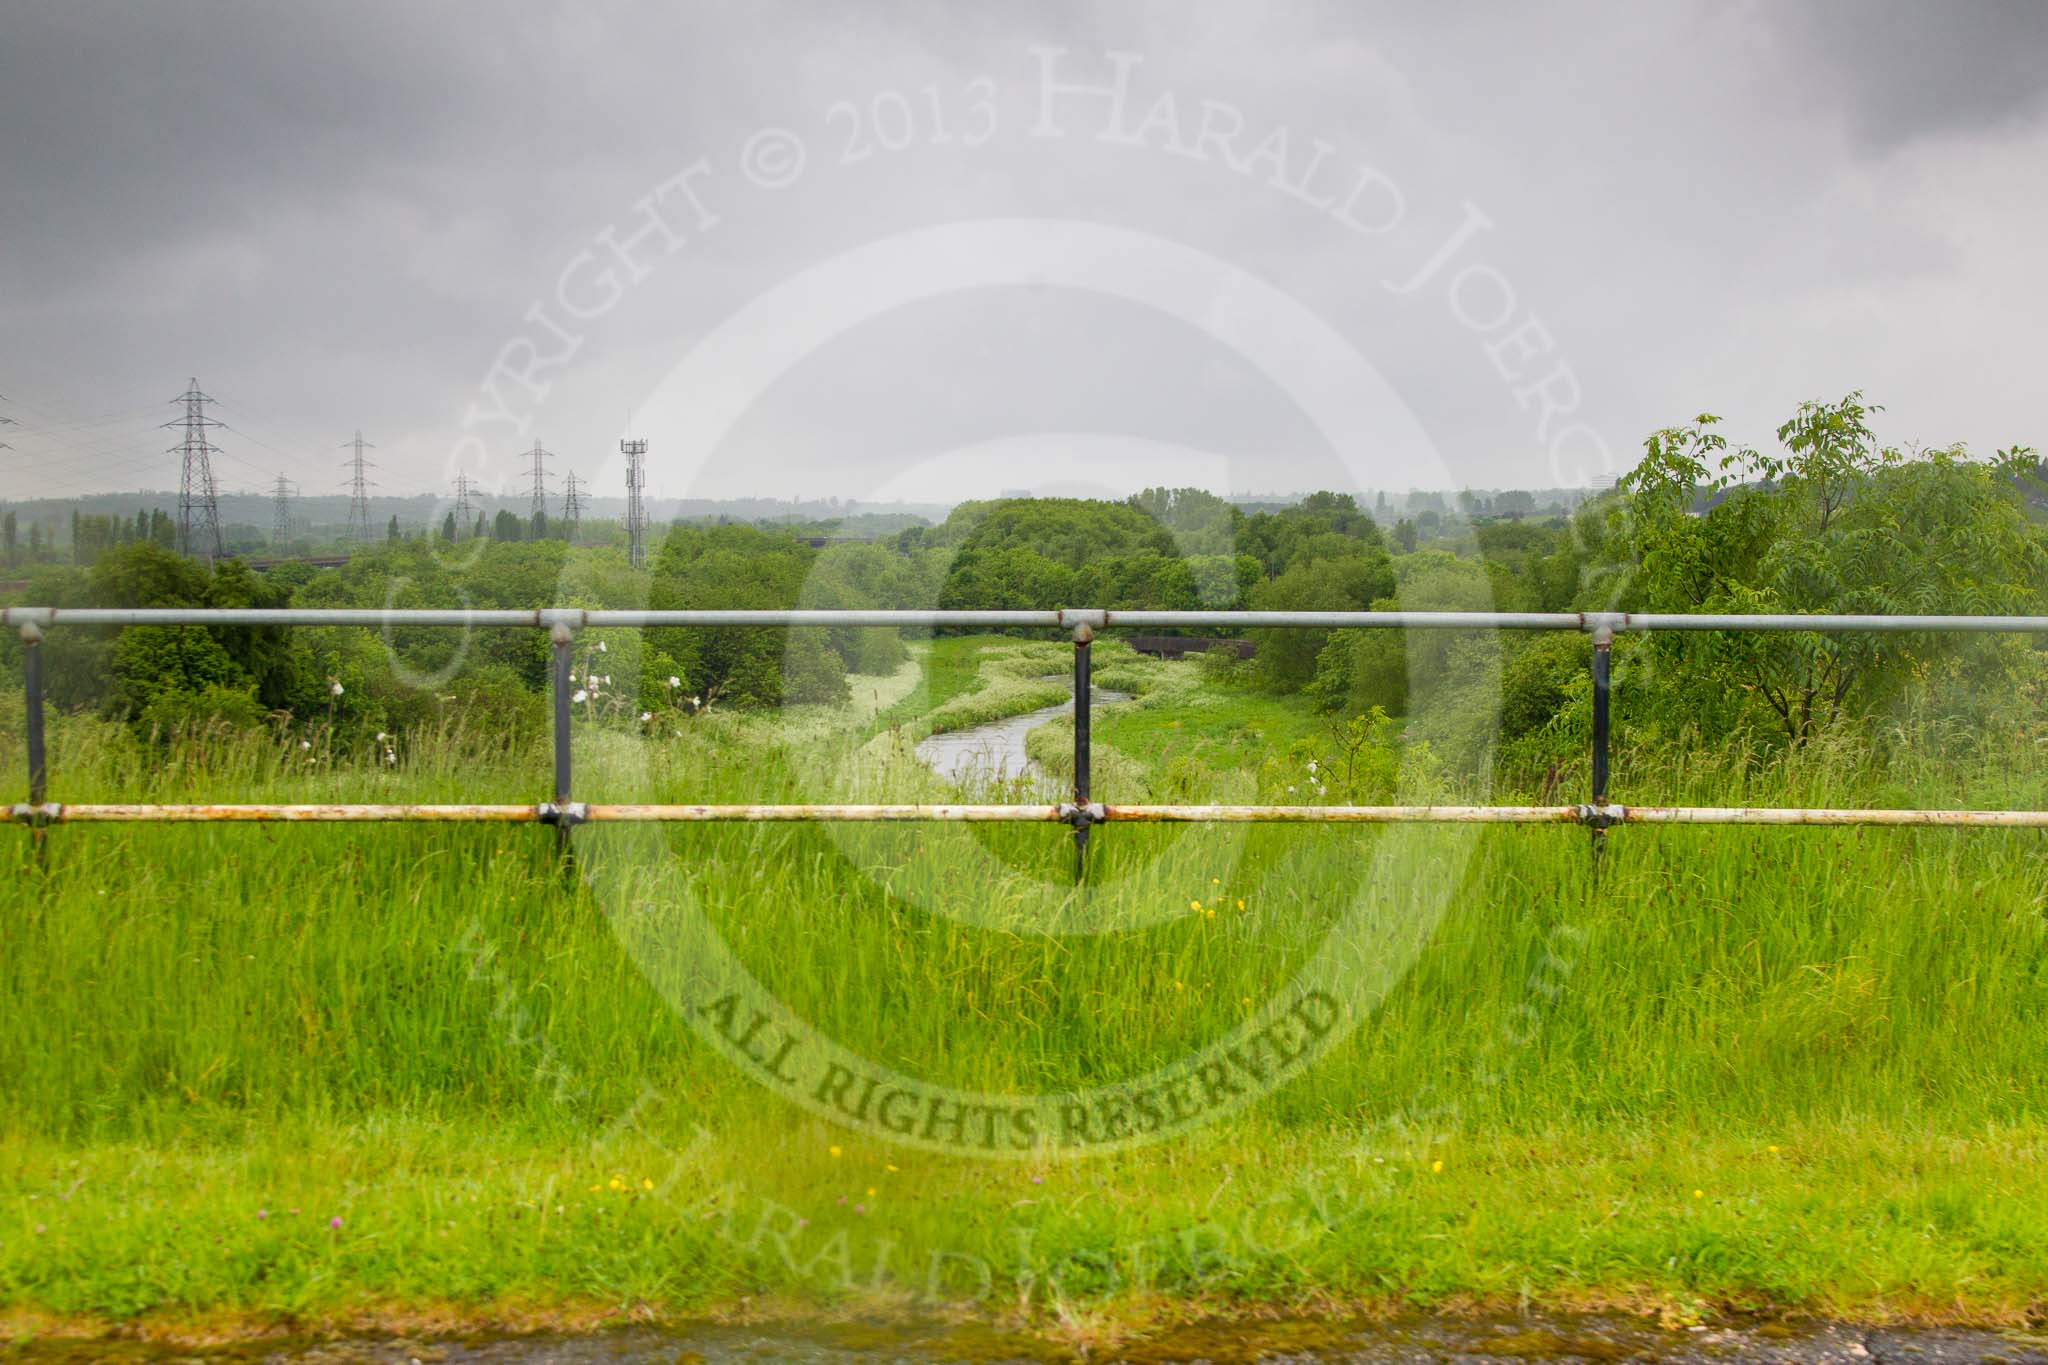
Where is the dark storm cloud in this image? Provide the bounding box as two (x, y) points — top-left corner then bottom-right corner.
(1, 1), (2043, 504)
(1765, 1), (2048, 149)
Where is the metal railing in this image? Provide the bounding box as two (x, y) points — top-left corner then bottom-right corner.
(8, 607), (2048, 873)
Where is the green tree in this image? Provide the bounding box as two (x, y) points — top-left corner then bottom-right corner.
(647, 524), (848, 706)
(1249, 543), (1395, 692)
(1127, 487), (1238, 555)
(1606, 394), (2048, 741)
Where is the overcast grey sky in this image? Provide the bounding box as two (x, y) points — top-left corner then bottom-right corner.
(3, 1), (2045, 509)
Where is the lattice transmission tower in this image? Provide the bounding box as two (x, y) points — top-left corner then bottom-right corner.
(165, 379), (226, 563)
(622, 437), (648, 568)
(525, 440), (553, 525)
(271, 474), (295, 545)
(452, 473), (477, 539)
(341, 431), (376, 544)
(560, 470), (585, 541)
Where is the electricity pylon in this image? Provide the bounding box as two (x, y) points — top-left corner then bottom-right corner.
(165, 379), (225, 563)
(341, 431), (376, 544)
(271, 473), (295, 545)
(525, 440), (553, 523)
(560, 470), (585, 541)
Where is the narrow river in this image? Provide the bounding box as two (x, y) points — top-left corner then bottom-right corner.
(913, 680), (1130, 795)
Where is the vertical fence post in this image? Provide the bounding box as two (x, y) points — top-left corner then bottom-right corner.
(549, 621), (575, 862)
(21, 622), (47, 862)
(1589, 623), (1612, 865)
(1072, 621), (1094, 881)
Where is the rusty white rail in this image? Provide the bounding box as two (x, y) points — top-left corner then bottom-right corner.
(9, 802), (2048, 829)
(10, 607), (2048, 872)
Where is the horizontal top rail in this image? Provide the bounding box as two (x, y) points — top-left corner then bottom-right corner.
(10, 607), (2048, 634)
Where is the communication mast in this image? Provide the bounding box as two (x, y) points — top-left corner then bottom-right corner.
(165, 379), (225, 563)
(622, 437), (648, 568)
(341, 431), (376, 544)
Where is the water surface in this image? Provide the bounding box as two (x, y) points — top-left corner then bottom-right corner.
(914, 681), (1130, 796)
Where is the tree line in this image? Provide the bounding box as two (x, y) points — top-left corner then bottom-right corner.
(5, 393), (2039, 774)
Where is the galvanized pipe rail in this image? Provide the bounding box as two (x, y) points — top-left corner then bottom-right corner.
(11, 608), (2048, 868)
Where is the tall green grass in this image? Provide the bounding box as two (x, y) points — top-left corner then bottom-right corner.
(5, 649), (2046, 1141)
(2, 640), (2047, 1322)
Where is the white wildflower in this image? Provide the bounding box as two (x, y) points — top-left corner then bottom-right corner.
(300, 740), (312, 751)
(667, 676), (680, 689)
(597, 640), (608, 653)
(1306, 759), (1318, 774)
(384, 749), (396, 765)
(639, 711), (652, 723)
(1286, 784), (1296, 794)
(329, 680), (344, 697)
(572, 689), (588, 703)
(375, 731), (389, 742)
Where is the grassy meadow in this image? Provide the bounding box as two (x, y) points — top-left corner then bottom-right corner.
(2, 635), (2048, 1336)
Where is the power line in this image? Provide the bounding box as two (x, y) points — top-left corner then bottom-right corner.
(341, 430), (376, 544)
(164, 379), (225, 564)
(622, 437), (648, 568)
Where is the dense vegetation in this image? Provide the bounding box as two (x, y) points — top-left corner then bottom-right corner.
(3, 392), (2047, 1331)
(7, 392), (2045, 788)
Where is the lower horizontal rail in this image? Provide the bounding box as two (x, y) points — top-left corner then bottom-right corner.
(9, 804), (545, 823)
(11, 801), (2048, 827)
